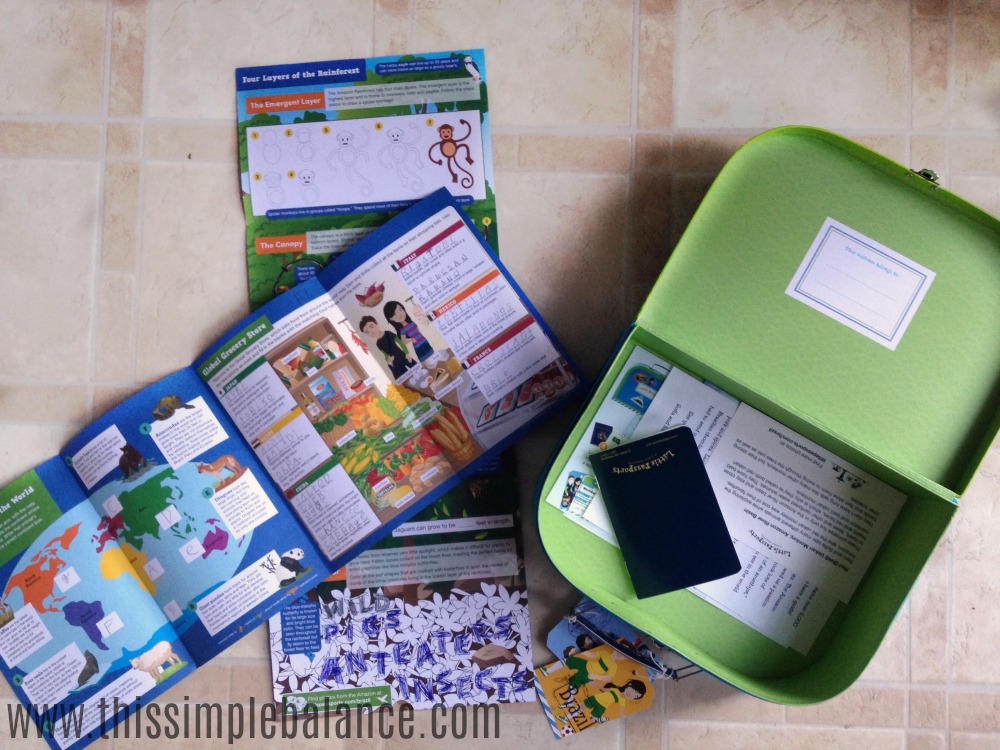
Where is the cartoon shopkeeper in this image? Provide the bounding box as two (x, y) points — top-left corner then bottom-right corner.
(359, 314), (416, 379)
(384, 300), (434, 362)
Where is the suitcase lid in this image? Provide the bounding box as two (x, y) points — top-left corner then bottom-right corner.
(637, 126), (1000, 497)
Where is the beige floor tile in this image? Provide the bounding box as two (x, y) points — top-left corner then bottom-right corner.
(910, 537), (951, 683)
(950, 136), (1000, 175)
(908, 732), (946, 750)
(497, 171), (630, 377)
(103, 160), (141, 271)
(912, 18), (949, 130)
(157, 663), (232, 704)
(632, 169), (674, 281)
(110, 0), (146, 117)
(633, 133), (673, 281)
(95, 271), (136, 382)
(954, 0), (1000, 12)
(785, 685), (905, 728)
(636, 133), (673, 173)
(949, 175), (1000, 217)
(0, 384), (90, 423)
(135, 162), (248, 381)
(229, 663), (276, 705)
(951, 731), (1000, 750)
(0, 1), (105, 117)
(624, 686), (664, 750)
(667, 724), (904, 750)
(374, 0), (410, 56)
(950, 444), (1000, 683)
(663, 671), (784, 723)
(639, 11), (675, 130)
(913, 0), (950, 16)
(910, 688), (946, 729)
(676, 0), (910, 129)
(107, 123), (142, 159)
(0, 122), (102, 158)
(0, 423), (82, 487)
(671, 133), (748, 173)
(146, 1), (375, 120)
(92, 384), (144, 416)
(911, 136), (947, 180)
(853, 135), (908, 165)
(518, 135), (631, 172)
(0, 160), (98, 378)
(860, 605), (909, 682)
(217, 624), (271, 661)
(949, 691), (1000, 732)
(491, 134), (518, 170)
(414, 0), (634, 129)
(951, 11), (1000, 129)
(143, 123), (236, 163)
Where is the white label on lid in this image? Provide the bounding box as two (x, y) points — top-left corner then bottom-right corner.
(786, 217), (935, 350)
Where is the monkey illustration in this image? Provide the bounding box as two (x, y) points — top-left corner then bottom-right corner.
(378, 125), (424, 192)
(427, 119), (475, 189)
(328, 129), (373, 195)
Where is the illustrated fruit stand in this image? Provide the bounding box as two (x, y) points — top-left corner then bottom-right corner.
(266, 319), (480, 522)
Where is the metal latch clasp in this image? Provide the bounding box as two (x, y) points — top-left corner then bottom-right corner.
(911, 167), (940, 187)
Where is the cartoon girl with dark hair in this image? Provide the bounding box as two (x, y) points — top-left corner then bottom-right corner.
(359, 314), (416, 379)
(580, 678), (647, 722)
(383, 300), (434, 361)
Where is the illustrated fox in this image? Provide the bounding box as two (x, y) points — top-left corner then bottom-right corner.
(195, 455), (241, 482)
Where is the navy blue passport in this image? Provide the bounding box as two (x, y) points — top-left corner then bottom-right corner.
(588, 426), (740, 599)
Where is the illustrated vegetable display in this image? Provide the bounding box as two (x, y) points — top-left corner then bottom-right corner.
(324, 393), (480, 510)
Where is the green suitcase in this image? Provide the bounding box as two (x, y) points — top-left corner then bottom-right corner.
(535, 126), (1000, 704)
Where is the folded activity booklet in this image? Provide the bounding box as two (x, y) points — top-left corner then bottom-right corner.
(237, 50), (497, 308)
(542, 344), (904, 654)
(0, 189), (581, 749)
(534, 643), (655, 739)
(269, 452), (534, 712)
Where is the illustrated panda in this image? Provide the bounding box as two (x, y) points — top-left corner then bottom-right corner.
(277, 548), (306, 586)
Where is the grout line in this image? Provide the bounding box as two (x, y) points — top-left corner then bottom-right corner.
(127, 0), (155, 385)
(905, 2), (914, 172)
(86, 0), (117, 419)
(943, 0), (955, 189)
(944, 7), (955, 746)
(409, 0), (416, 49)
(624, 0), (641, 321)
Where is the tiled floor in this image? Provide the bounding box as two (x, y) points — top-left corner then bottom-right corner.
(2, 1), (999, 748)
